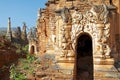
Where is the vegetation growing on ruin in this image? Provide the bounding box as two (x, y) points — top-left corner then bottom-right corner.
(10, 53), (37, 80)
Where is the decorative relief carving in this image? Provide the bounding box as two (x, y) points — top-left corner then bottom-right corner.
(90, 4), (109, 24)
(71, 4), (111, 57)
(71, 10), (97, 43)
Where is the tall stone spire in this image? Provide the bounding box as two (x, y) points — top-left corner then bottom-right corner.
(38, 8), (42, 19)
(21, 22), (27, 41)
(6, 17), (12, 41)
(36, 8), (42, 28)
(21, 22), (28, 45)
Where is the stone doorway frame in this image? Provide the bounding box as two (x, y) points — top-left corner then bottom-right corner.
(30, 45), (35, 54)
(74, 32), (93, 80)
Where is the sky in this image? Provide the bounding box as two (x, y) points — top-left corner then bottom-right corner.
(0, 0), (48, 29)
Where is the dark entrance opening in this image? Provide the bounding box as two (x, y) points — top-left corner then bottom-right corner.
(76, 33), (93, 80)
(30, 46), (35, 54)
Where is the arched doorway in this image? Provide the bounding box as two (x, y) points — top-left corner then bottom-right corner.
(30, 46), (35, 54)
(76, 33), (93, 80)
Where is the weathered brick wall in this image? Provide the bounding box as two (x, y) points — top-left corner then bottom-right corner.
(0, 37), (19, 68)
(0, 37), (19, 80)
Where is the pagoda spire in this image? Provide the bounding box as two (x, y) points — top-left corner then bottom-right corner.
(6, 17), (12, 41)
(21, 22), (28, 45)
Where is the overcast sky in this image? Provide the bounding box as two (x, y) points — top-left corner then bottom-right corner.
(0, 0), (47, 29)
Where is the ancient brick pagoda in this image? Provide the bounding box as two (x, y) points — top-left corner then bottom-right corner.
(28, 0), (120, 80)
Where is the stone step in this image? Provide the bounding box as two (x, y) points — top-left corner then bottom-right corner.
(93, 55), (111, 58)
(45, 50), (55, 54)
(94, 58), (114, 65)
(94, 71), (120, 78)
(57, 57), (74, 63)
(36, 77), (72, 80)
(35, 71), (73, 80)
(94, 65), (117, 72)
(94, 77), (120, 80)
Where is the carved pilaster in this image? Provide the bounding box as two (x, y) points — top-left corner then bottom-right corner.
(96, 24), (104, 42)
(96, 23), (111, 58)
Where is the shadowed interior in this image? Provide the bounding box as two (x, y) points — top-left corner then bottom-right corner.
(76, 33), (93, 80)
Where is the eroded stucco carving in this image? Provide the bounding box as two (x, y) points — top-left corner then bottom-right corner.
(61, 27), (67, 50)
(49, 16), (56, 44)
(55, 7), (72, 23)
(71, 4), (111, 58)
